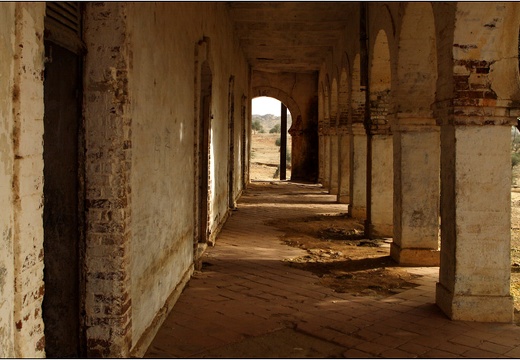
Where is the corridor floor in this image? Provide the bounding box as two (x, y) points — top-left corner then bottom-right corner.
(145, 181), (520, 358)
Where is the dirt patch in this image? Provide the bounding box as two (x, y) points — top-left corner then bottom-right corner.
(268, 214), (421, 298)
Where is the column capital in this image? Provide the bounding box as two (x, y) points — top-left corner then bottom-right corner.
(350, 122), (366, 136)
(336, 125), (350, 136)
(433, 99), (519, 126)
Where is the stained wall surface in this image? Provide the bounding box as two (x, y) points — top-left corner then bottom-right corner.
(0, 3), (16, 357)
(126, 2), (250, 347)
(0, 3), (46, 358)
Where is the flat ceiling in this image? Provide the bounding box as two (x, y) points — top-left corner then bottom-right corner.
(227, 2), (356, 73)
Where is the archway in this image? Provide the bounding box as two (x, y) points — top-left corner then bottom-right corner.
(337, 63), (351, 204)
(392, 2), (440, 266)
(42, 2), (84, 356)
(250, 96), (293, 181)
(349, 53), (367, 219)
(367, 28), (393, 238)
(329, 76), (340, 195)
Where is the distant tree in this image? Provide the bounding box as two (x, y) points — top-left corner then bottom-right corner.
(269, 124), (281, 134)
(275, 137), (281, 146)
(252, 120), (263, 133)
(513, 153), (520, 169)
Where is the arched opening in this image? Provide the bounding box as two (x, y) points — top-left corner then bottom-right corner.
(250, 96), (292, 181)
(392, 2), (439, 266)
(349, 53), (368, 219)
(322, 77), (331, 188)
(337, 65), (351, 204)
(329, 77), (340, 194)
(324, 77), (331, 125)
(367, 28), (393, 238)
(330, 77), (338, 127)
(318, 84), (325, 183)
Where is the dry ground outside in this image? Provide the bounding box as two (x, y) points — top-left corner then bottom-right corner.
(251, 133), (292, 181)
(251, 133), (520, 323)
(510, 166), (520, 318)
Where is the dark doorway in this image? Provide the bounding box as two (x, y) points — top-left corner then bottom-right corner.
(42, 3), (83, 357)
(228, 76), (235, 209)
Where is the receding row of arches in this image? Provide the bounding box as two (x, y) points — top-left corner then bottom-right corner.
(318, 2), (520, 322)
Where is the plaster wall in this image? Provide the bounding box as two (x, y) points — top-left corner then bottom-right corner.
(0, 4), (16, 357)
(10, 3), (45, 357)
(126, 2), (249, 348)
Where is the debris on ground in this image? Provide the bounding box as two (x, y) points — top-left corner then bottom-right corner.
(271, 213), (421, 298)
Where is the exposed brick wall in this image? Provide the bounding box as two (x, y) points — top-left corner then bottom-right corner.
(338, 69), (349, 127)
(369, 89), (391, 135)
(11, 3), (46, 358)
(449, 58), (517, 123)
(351, 86), (366, 127)
(83, 3), (132, 357)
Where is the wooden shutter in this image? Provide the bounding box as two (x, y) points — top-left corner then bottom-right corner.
(45, 2), (84, 54)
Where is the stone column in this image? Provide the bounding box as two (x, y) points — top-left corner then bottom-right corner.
(436, 110), (514, 322)
(370, 132), (393, 237)
(322, 130), (331, 188)
(329, 130), (339, 195)
(318, 134), (325, 184)
(349, 123), (367, 219)
(280, 103), (287, 180)
(391, 118), (440, 265)
(337, 127), (350, 204)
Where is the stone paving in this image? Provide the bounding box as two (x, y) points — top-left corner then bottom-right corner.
(145, 181), (520, 358)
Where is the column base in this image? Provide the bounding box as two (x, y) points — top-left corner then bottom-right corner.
(371, 223), (393, 238)
(436, 282), (514, 323)
(337, 194), (349, 204)
(390, 243), (439, 266)
(350, 206), (366, 220)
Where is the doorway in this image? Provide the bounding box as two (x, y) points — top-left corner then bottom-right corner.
(228, 76), (236, 209)
(197, 61), (212, 245)
(42, 2), (84, 357)
(250, 97), (292, 181)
